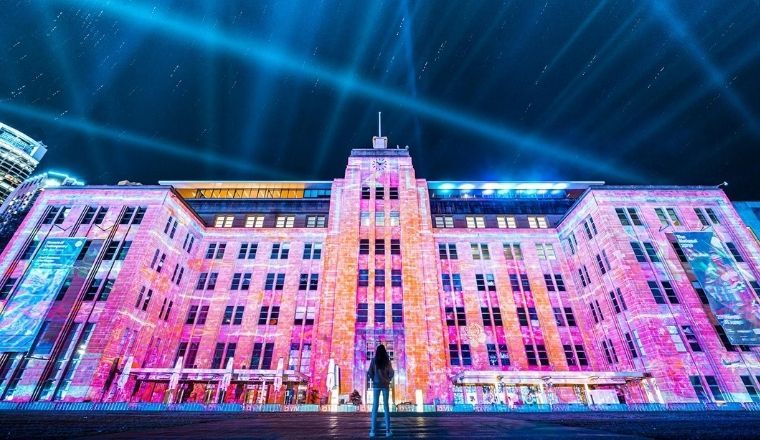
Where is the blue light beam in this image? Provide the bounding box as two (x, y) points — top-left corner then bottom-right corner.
(58, 0), (646, 182)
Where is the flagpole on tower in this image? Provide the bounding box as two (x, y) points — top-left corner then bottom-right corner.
(378, 111), (382, 137)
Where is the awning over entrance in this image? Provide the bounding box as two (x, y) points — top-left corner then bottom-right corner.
(453, 370), (646, 386)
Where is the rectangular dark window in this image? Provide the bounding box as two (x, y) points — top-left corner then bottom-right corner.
(705, 376), (724, 401)
(648, 281), (667, 304)
(690, 376), (709, 402)
(565, 307), (576, 326)
(661, 281), (679, 304)
(391, 303), (403, 323)
(525, 345), (537, 366)
(725, 242), (744, 263)
(576, 345), (588, 366)
(390, 239), (400, 255)
(630, 242), (647, 262)
(357, 303), (368, 323)
(359, 239), (370, 255)
(375, 269), (385, 286)
(375, 239), (385, 255)
(389, 187), (399, 200)
(449, 344), (460, 366)
(516, 307), (528, 327)
(361, 186), (371, 200)
(374, 303), (385, 324)
(358, 269), (369, 287)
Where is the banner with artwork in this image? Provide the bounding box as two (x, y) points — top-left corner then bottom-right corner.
(674, 232), (760, 345)
(0, 238), (84, 352)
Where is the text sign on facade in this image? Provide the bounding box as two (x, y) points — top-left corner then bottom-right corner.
(0, 238), (83, 353)
(674, 232), (760, 345)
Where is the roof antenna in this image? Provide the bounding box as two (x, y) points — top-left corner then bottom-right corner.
(372, 111), (388, 149)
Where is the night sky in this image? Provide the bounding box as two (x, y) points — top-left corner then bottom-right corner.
(1, 1), (759, 198)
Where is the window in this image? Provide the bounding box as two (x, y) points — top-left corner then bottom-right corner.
(536, 243), (555, 260)
(434, 216), (454, 228)
(375, 212), (385, 226)
(214, 215), (234, 228)
(496, 216), (517, 229)
(615, 207), (643, 226)
(705, 376), (724, 401)
(578, 266), (591, 287)
(391, 303), (403, 323)
(475, 274), (495, 291)
(690, 376), (709, 402)
(445, 306), (466, 326)
(211, 343), (226, 369)
(441, 273), (462, 291)
(103, 241), (120, 260)
(42, 206), (69, 225)
(238, 243), (258, 259)
(624, 333), (639, 358)
(582, 217), (598, 239)
(276, 216), (295, 228)
(648, 281), (666, 304)
(681, 325), (701, 351)
(357, 303), (368, 323)
(465, 216), (485, 228)
(375, 269), (385, 286)
(516, 308), (528, 327)
(375, 186), (384, 200)
(205, 242), (226, 259)
(390, 239), (400, 255)
(229, 306), (245, 325)
(601, 340), (617, 364)
(264, 273), (285, 290)
(741, 376), (760, 403)
(375, 239), (385, 255)
(195, 272), (218, 290)
(725, 242), (744, 263)
(668, 326), (687, 352)
(306, 215), (326, 228)
(503, 243), (523, 261)
(695, 207), (720, 226)
(565, 233), (578, 255)
(183, 233), (195, 253)
(389, 187), (399, 200)
(596, 252), (611, 274)
(528, 216), (548, 229)
(389, 212), (400, 226)
(230, 273), (252, 290)
(20, 239), (40, 260)
(610, 288), (628, 313)
(270, 242), (290, 259)
(661, 281), (679, 304)
(630, 242), (647, 262)
(751, 281), (760, 300)
(298, 273), (319, 290)
(258, 306), (280, 326)
(471, 243), (490, 260)
(439, 243), (458, 259)
(374, 303), (385, 324)
(553, 307), (566, 326)
(449, 344), (460, 366)
(303, 242), (322, 259)
(361, 186), (371, 200)
(250, 342), (275, 369)
(0, 277), (18, 300)
(358, 269), (369, 287)
(245, 215), (265, 228)
(391, 270), (402, 287)
(565, 307), (577, 326)
(642, 242), (659, 262)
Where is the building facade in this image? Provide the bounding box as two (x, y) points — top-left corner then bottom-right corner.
(0, 172), (83, 253)
(0, 136), (759, 407)
(0, 123), (47, 204)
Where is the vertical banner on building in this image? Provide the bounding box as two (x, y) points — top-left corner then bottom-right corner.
(674, 232), (760, 345)
(0, 237), (83, 353)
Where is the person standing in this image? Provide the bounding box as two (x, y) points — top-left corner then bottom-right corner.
(367, 344), (394, 437)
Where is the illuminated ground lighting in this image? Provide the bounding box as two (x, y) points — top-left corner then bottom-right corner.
(0, 101), (289, 177)
(56, 0), (646, 182)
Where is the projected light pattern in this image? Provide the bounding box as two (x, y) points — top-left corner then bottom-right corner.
(1, 2), (758, 194)
(0, 141), (758, 407)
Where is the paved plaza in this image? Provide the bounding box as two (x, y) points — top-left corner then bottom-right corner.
(1, 411), (760, 439)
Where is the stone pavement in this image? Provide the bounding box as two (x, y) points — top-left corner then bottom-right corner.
(2, 411), (760, 439)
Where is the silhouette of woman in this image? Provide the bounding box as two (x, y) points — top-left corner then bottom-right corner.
(367, 344), (394, 437)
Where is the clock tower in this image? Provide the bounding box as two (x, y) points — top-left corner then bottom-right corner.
(312, 127), (449, 406)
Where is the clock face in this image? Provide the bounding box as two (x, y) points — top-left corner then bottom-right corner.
(372, 159), (387, 171)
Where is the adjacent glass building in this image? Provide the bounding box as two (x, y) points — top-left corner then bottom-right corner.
(0, 136), (758, 407)
(0, 123), (47, 204)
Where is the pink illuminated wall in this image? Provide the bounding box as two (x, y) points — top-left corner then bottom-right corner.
(0, 150), (758, 406)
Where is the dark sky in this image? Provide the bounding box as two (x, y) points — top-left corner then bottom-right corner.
(1, 1), (759, 198)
